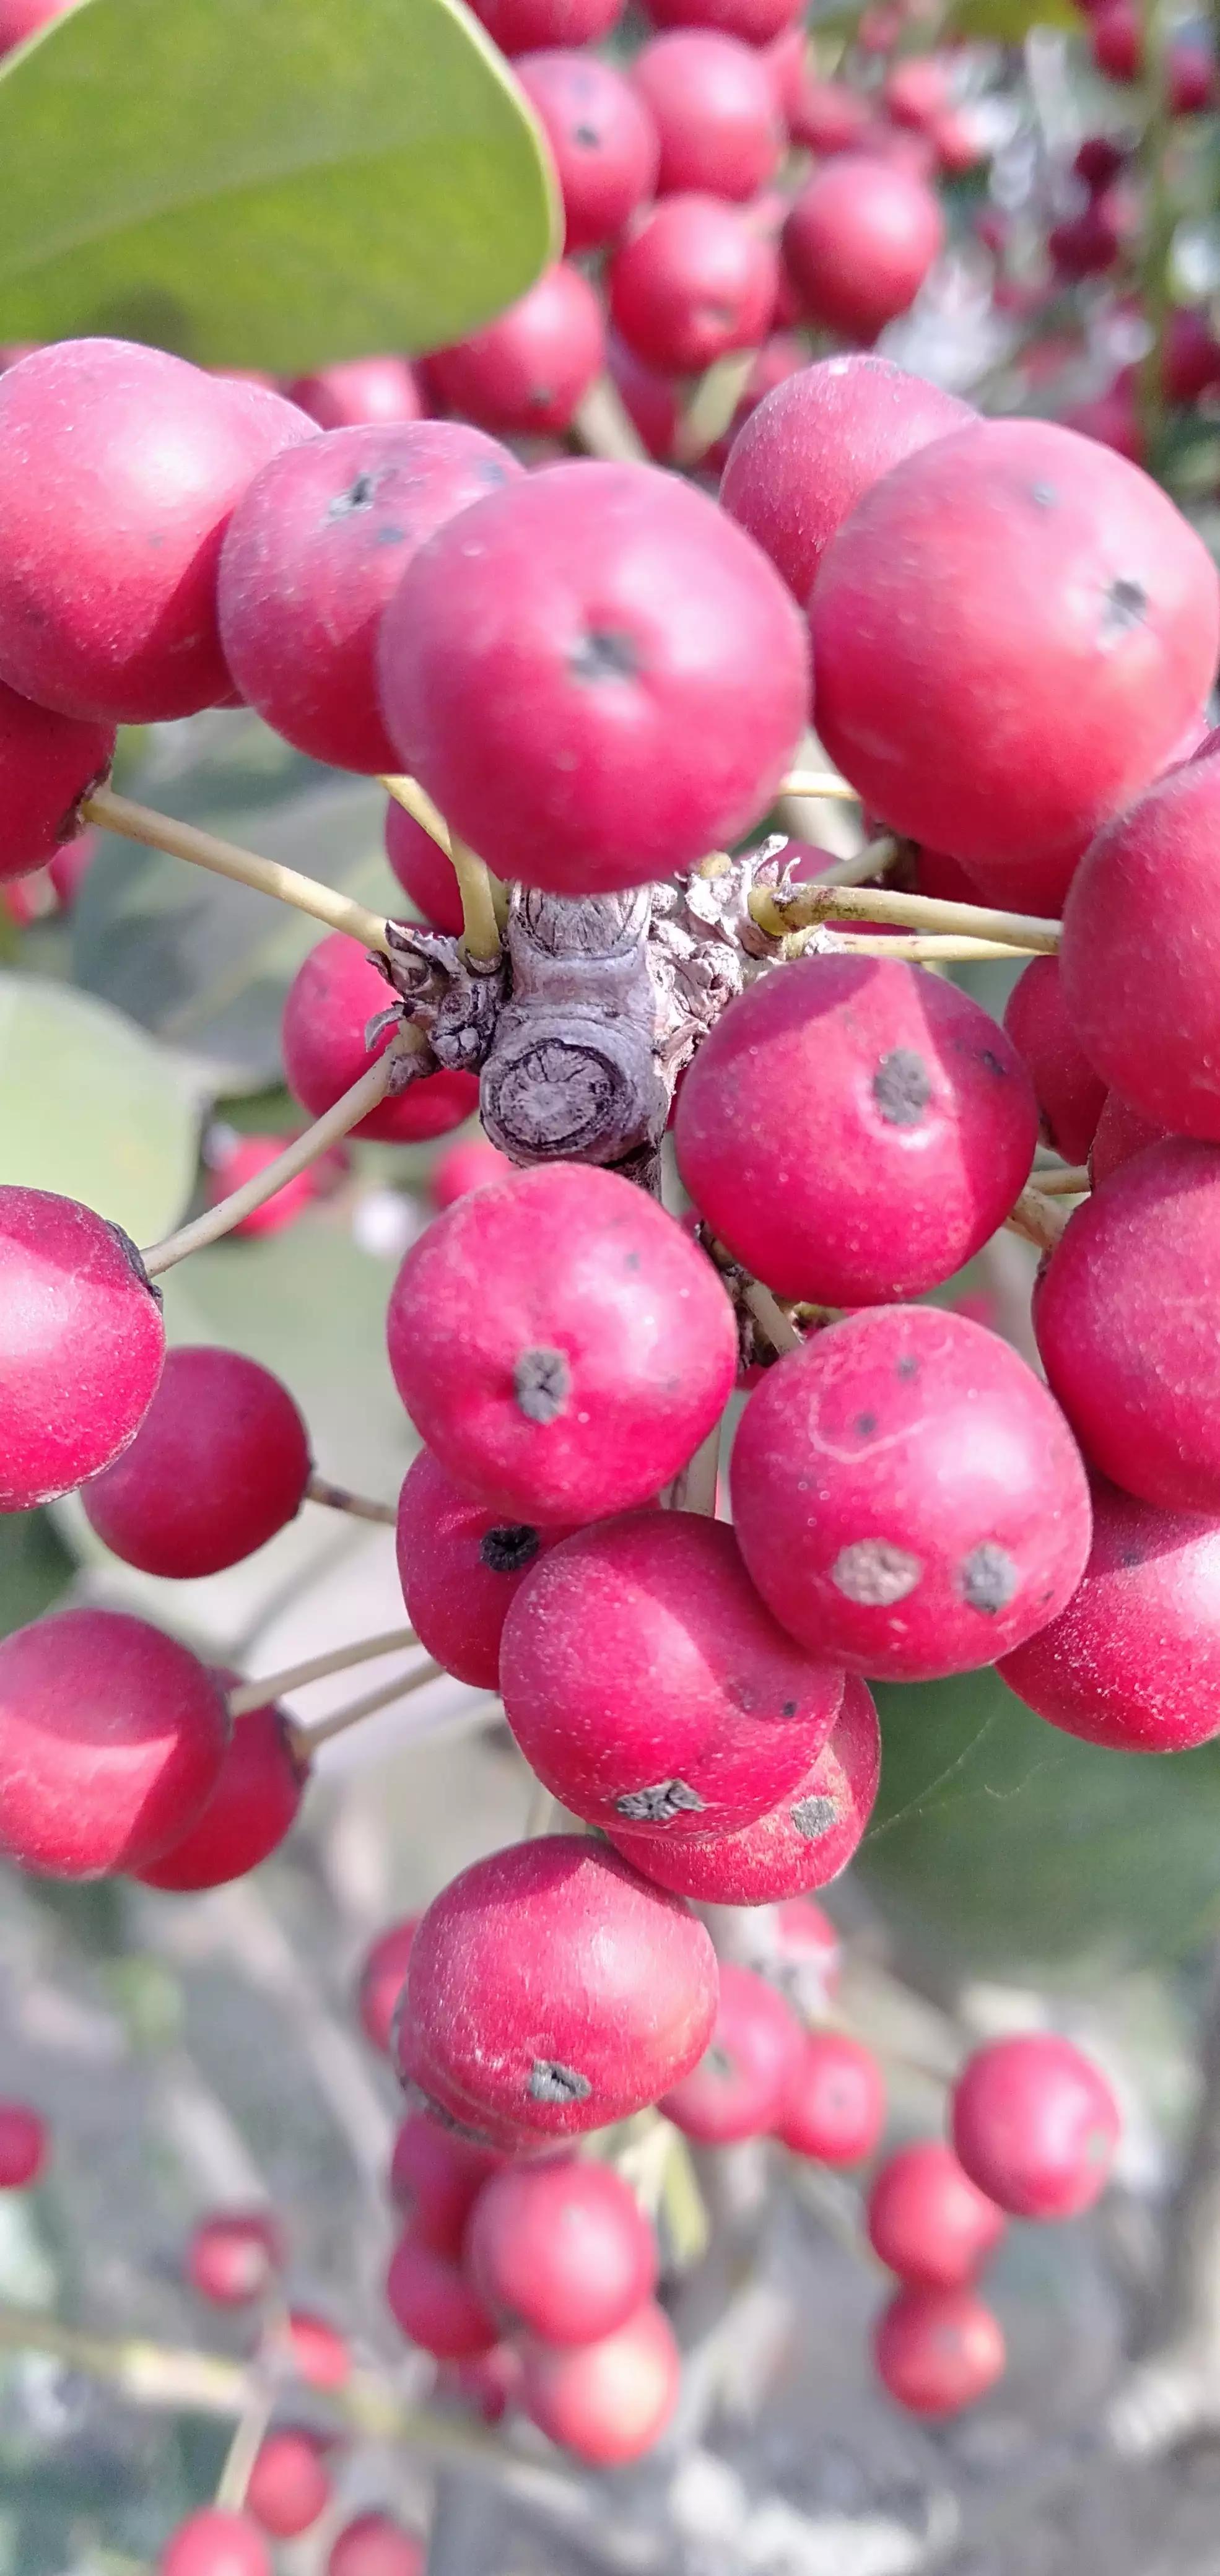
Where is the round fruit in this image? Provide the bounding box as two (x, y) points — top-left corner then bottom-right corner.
(282, 934), (478, 1142)
(516, 54), (660, 252)
(606, 333), (682, 463)
(328, 2518), (423, 2576)
(206, 1135), (318, 1238)
(1000, 1477), (1220, 1752)
(158, 2512), (272, 2576)
(499, 1510), (843, 1834)
(134, 1689), (306, 1891)
(0, 1608), (230, 1878)
(1034, 1141), (1220, 1511)
(385, 2224), (499, 2359)
(810, 419), (1220, 907)
(631, 31), (780, 199)
(644, 0), (803, 44)
(0, 340), (313, 722)
(0, 1185), (165, 1509)
(82, 1346), (310, 1578)
(0, 2102), (46, 2188)
(357, 1917), (419, 2054)
(383, 801), (464, 936)
(469, 0), (624, 51)
(430, 1137), (510, 1208)
(467, 2156), (658, 2343)
(380, 459), (806, 897)
(0, 679), (113, 884)
(1088, 1091), (1166, 1182)
(388, 2112), (503, 2252)
(782, 157), (944, 341)
(675, 955), (1039, 1305)
(385, 1164), (738, 1525)
(789, 74), (874, 151)
(279, 2309), (351, 2389)
(730, 1308), (1093, 1681)
(427, 266), (604, 437)
(951, 2033), (1119, 2219)
(185, 2209), (284, 2306)
(773, 2027), (886, 2164)
(866, 2142), (1005, 2287)
(0, 0), (73, 46)
(660, 1961), (801, 2143)
(284, 357), (423, 429)
(874, 2285), (1004, 2415)
(219, 420), (520, 772)
(246, 2428), (331, 2539)
(396, 1448), (576, 1690)
(396, 1836), (718, 2146)
(520, 2300), (680, 2464)
(608, 195), (778, 375)
(720, 353), (972, 605)
(1002, 957), (1107, 1165)
(609, 1673), (881, 1902)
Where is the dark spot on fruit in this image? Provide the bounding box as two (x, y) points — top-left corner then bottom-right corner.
(375, 522), (406, 546)
(479, 459), (508, 486)
(831, 1539), (922, 1606)
(1102, 575), (1148, 638)
(873, 1049), (931, 1126)
(780, 1700), (798, 1718)
(513, 1347), (571, 1425)
(528, 383), (556, 410)
(705, 2043), (734, 2081)
(980, 1048), (1006, 1077)
(960, 1541), (1018, 1613)
(327, 469), (381, 519)
(623, 1250), (640, 1272)
(570, 627), (639, 683)
(573, 121), (599, 145)
(616, 1778), (706, 1824)
(529, 2060), (592, 2105)
(479, 1523), (542, 1576)
(1029, 481), (1058, 508)
(855, 1412), (878, 1437)
(791, 1793), (838, 1840)
(895, 1355), (918, 1380)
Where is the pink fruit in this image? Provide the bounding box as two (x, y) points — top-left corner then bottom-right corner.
(358, 1918), (419, 2055)
(279, 2309), (351, 2390)
(788, 75), (874, 152)
(395, 1448), (576, 1690)
(951, 2034), (1120, 2219)
(643, 0), (804, 45)
(774, 2027), (886, 2164)
(0, 2102), (46, 2188)
(867, 2143), (1005, 2287)
(520, 2300), (680, 2463)
(328, 2518), (424, 2576)
(247, 2427), (331, 2539)
(0, 1185), (165, 1508)
(206, 1136), (319, 1238)
(999, 1478), (1220, 1752)
(1087, 1090), (1166, 1182)
(0, 680), (113, 884)
(134, 1689), (306, 1891)
(282, 934), (479, 1142)
(609, 194), (778, 375)
(468, 2156), (658, 2343)
(468, 0), (625, 52)
(388, 2112), (503, 2252)
(874, 2286), (1004, 2414)
(82, 1346), (310, 1578)
(1002, 955), (1107, 1165)
(284, 357), (423, 429)
(516, 54), (660, 251)
(383, 801), (464, 935)
(185, 2209), (284, 2307)
(660, 1961), (802, 2142)
(427, 266), (605, 437)
(386, 2223), (499, 2358)
(0, 0), (72, 48)
(158, 2512), (271, 2576)
(631, 30), (782, 199)
(782, 157), (944, 340)
(429, 1136), (510, 1208)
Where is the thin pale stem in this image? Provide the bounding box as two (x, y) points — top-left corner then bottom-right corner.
(214, 2377), (275, 2513)
(1034, 1165), (1091, 1195)
(817, 933), (1040, 962)
(380, 775), (503, 959)
(750, 874), (1060, 951)
(227, 1625), (419, 1719)
(743, 1279), (803, 1355)
(673, 349), (755, 468)
(1005, 1186), (1068, 1253)
(85, 786), (391, 954)
(814, 835), (900, 888)
(571, 375), (651, 464)
(669, 1418), (722, 1516)
(288, 1658), (443, 1760)
(305, 1472), (398, 1526)
(775, 770), (861, 804)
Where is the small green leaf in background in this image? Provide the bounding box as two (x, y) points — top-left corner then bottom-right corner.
(0, 0), (559, 367)
(0, 973), (204, 1242)
(945, 0), (1083, 33)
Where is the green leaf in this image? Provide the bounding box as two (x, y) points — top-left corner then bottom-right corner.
(946, 0), (1082, 32)
(858, 1667), (1220, 1980)
(0, 1511), (73, 1642)
(0, 971), (204, 1240)
(0, 0), (559, 368)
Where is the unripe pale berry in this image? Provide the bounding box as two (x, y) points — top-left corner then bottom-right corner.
(951, 2034), (1120, 2219)
(515, 55), (660, 252)
(500, 1510), (844, 1834)
(427, 266), (605, 437)
(867, 2143), (1006, 2288)
(467, 2156), (658, 2344)
(134, 1687), (307, 1892)
(520, 2300), (681, 2464)
(874, 2285), (1004, 2415)
(731, 1309), (1093, 1681)
(0, 1185), (165, 1508)
(0, 2102), (46, 2188)
(0, 1608), (230, 1878)
(782, 157), (944, 340)
(1000, 1479), (1220, 1753)
(660, 1961), (802, 2143)
(676, 956), (1038, 1305)
(609, 1672), (881, 1903)
(383, 799), (465, 935)
(246, 2427), (331, 2539)
(396, 1448), (576, 1690)
(284, 357), (423, 429)
(185, 2209), (284, 2307)
(219, 421), (520, 773)
(396, 1837), (718, 2146)
(774, 2027), (886, 2164)
(386, 2223), (499, 2358)
(357, 1917), (419, 2055)
(378, 461), (808, 898)
(0, 340), (315, 722)
(719, 353), (972, 605)
(328, 2518), (424, 2576)
(608, 196), (778, 375)
(0, 678), (113, 884)
(388, 2111), (503, 2253)
(82, 1346), (310, 1578)
(1002, 956), (1107, 1166)
(282, 935), (478, 1142)
(631, 31), (782, 199)
(386, 1164), (738, 1525)
(158, 2510), (272, 2576)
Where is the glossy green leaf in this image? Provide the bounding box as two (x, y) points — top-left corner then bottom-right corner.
(0, 0), (559, 367)
(946, 0), (1083, 35)
(0, 971), (204, 1240)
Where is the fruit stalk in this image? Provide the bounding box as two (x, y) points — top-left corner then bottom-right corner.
(227, 1625), (420, 1719)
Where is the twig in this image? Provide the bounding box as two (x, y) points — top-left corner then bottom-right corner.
(287, 1658), (443, 1760)
(305, 1472), (398, 1526)
(380, 773), (504, 957)
(813, 834), (900, 887)
(743, 1279), (803, 1355)
(571, 375), (651, 464)
(775, 770), (861, 804)
(818, 933), (1041, 961)
(1034, 1165), (1091, 1194)
(668, 1419), (722, 1516)
(84, 785), (391, 954)
(227, 1625), (419, 1718)
(750, 874), (1061, 951)
(214, 2375), (275, 2513)
(1004, 1186), (1068, 1253)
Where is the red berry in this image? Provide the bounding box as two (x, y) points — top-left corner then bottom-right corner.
(811, 420), (1220, 908)
(884, 54), (949, 126)
(610, 1671), (881, 1904)
(500, 1510), (845, 1835)
(1168, 33), (1215, 111)
(279, 2308), (351, 2389)
(445, 2340), (523, 2422)
(386, 2222), (499, 2358)
(1000, 1478), (1220, 1752)
(386, 1164), (738, 1525)
(0, 1186), (165, 1508)
(764, 24), (808, 121)
(643, 0), (803, 45)
(396, 1448), (576, 1690)
(46, 824), (98, 911)
(430, 1136), (510, 1209)
(1074, 133), (1127, 191)
(159, 2512), (271, 2576)
(1166, 307), (1220, 404)
(788, 76), (874, 152)
(1061, 377), (1144, 469)
(676, 956), (1038, 1305)
(219, 422), (520, 773)
(328, 2518), (424, 2576)
(206, 1136), (318, 1238)
(520, 2300), (680, 2463)
(1060, 754), (1220, 1141)
(660, 1961), (801, 2143)
(388, 2111), (503, 2251)
(427, 266), (605, 437)
(606, 334), (682, 464)
(868, 2143), (1005, 2288)
(782, 157), (943, 341)
(383, 801), (464, 936)
(185, 2209), (284, 2307)
(135, 1688), (306, 1892)
(0, 1609), (230, 1878)
(631, 31), (781, 199)
(1035, 1141), (1220, 1511)
(358, 1918), (420, 2055)
(0, 0), (72, 47)
(0, 341), (313, 723)
(469, 0), (624, 51)
(284, 358), (423, 430)
(774, 2027), (885, 2164)
(0, 2102), (46, 2188)
(396, 1837), (718, 2146)
(1001, 956), (1107, 1166)
(246, 2427), (331, 2539)
(1091, 0), (1139, 76)
(378, 461), (807, 899)
(702, 332), (806, 475)
(82, 1346), (310, 1579)
(0, 679), (113, 884)
(720, 352), (971, 605)
(952, 2034), (1119, 2219)
(731, 1310), (1092, 1681)
(874, 2285), (1004, 2415)
(754, 1894), (841, 2011)
(608, 195), (778, 375)
(468, 2156), (657, 2344)
(1048, 195), (1124, 279)
(1087, 1090), (1166, 1183)
(282, 935), (479, 1142)
(516, 54), (660, 252)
